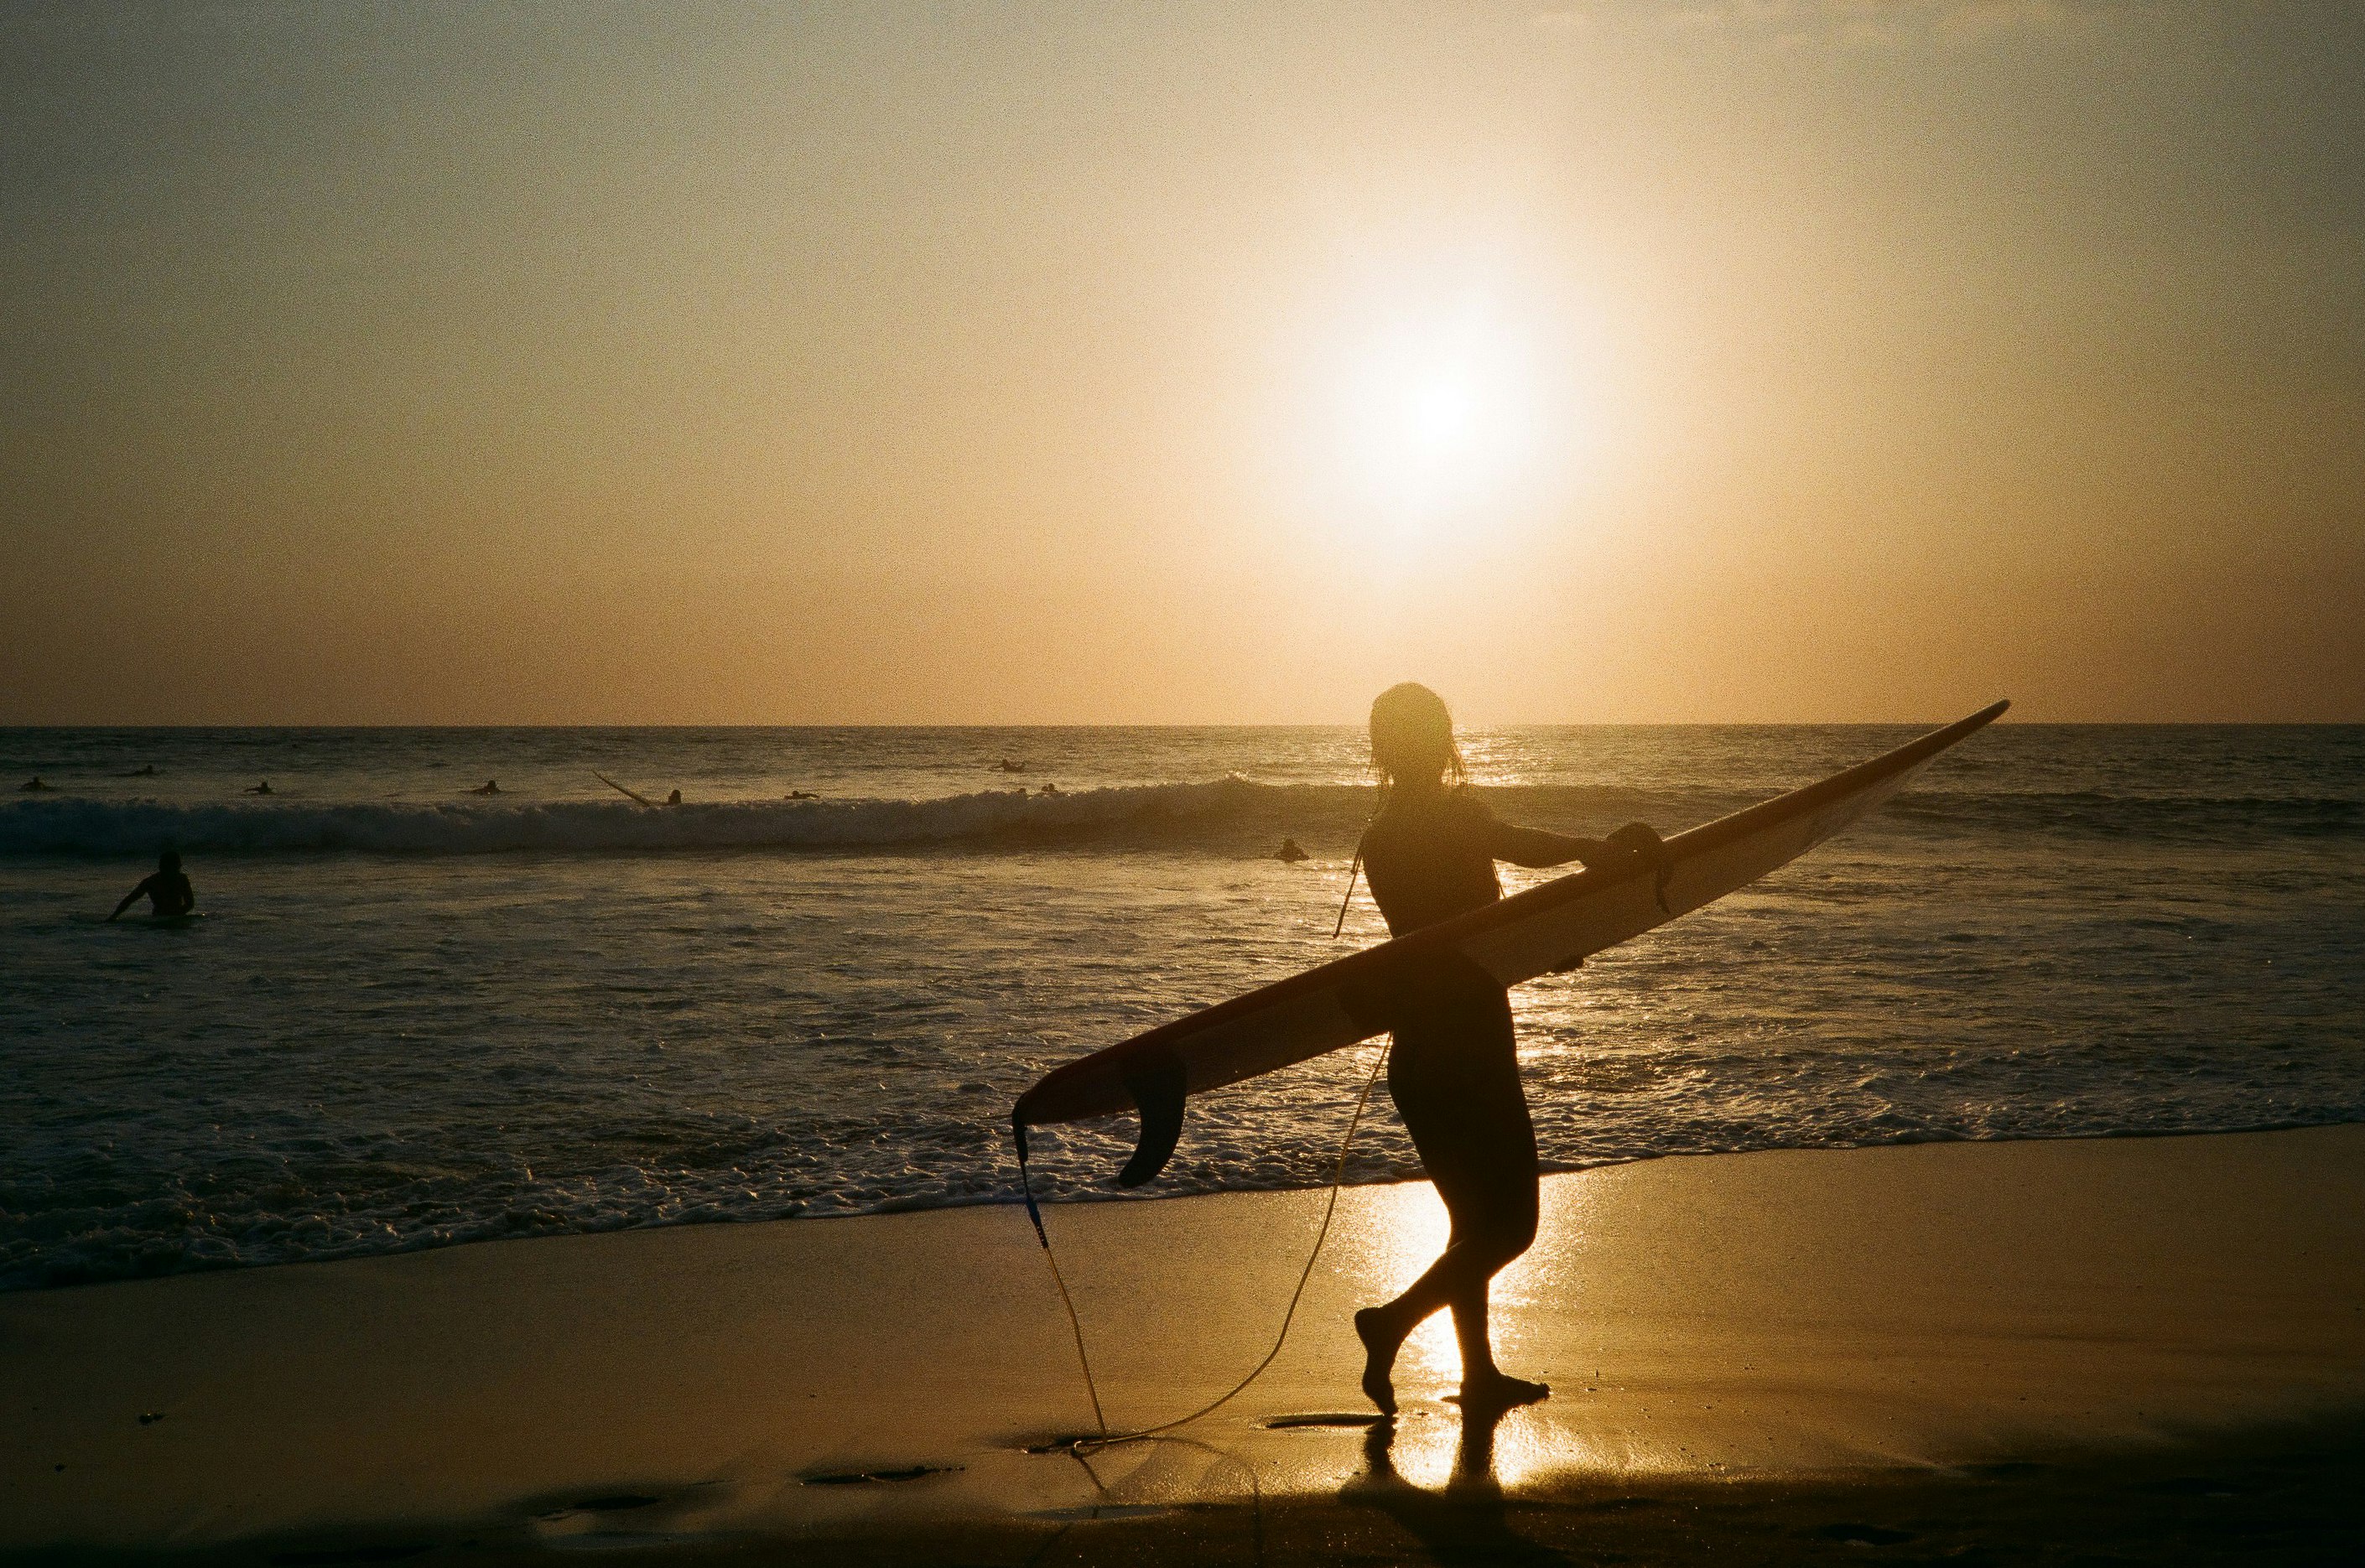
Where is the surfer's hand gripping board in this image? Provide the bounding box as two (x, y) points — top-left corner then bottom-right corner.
(1012, 701), (2008, 1188)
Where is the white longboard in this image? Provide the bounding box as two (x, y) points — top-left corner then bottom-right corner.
(1013, 701), (2008, 1186)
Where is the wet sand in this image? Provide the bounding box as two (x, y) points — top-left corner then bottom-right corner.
(5, 1125), (2361, 1562)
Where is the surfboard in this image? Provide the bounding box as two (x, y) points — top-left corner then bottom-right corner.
(1013, 700), (2008, 1186)
(592, 770), (655, 807)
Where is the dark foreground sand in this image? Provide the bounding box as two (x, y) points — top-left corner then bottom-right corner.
(5, 1126), (2362, 1564)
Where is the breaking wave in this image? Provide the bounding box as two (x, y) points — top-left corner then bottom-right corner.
(0, 779), (1300, 857)
(3, 780), (2353, 859)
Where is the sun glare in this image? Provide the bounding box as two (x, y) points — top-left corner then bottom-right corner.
(1281, 280), (1604, 556)
(1402, 373), (1482, 465)
(1338, 317), (1534, 528)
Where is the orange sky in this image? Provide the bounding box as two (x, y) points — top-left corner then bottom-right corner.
(4, 1), (2360, 723)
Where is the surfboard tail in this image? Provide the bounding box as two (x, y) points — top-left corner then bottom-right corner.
(1011, 1040), (1193, 1188)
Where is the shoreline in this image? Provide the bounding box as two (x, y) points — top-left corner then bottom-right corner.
(18, 1116), (2362, 1296)
(7, 1125), (2362, 1560)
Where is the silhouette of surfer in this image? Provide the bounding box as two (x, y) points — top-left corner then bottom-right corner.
(1037, 781), (1063, 797)
(1276, 837), (1310, 863)
(994, 757), (1028, 773)
(244, 780), (273, 796)
(110, 850), (195, 921)
(19, 776), (55, 791)
(1350, 683), (1663, 1417)
(127, 765), (157, 776)
(470, 779), (501, 795)
(784, 789), (819, 801)
(666, 788), (682, 806)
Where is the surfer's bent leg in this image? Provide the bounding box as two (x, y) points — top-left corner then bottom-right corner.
(1359, 977), (1544, 1411)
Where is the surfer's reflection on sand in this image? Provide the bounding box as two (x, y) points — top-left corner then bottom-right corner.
(1343, 1410), (1574, 1567)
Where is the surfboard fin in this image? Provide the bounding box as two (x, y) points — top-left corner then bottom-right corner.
(1115, 1046), (1188, 1187)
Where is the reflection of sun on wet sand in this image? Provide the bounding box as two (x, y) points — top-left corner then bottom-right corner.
(6, 1127), (2360, 1561)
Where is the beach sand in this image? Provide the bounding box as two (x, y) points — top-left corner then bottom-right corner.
(6, 1125), (2361, 1563)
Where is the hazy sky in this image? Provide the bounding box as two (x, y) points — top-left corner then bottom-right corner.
(4, 1), (2360, 723)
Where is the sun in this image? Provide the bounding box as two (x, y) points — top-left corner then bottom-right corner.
(1259, 267), (1613, 561)
(1402, 374), (1483, 469)
(1322, 302), (1548, 537)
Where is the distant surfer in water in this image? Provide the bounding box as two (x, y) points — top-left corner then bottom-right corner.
(110, 849), (195, 921)
(20, 776), (55, 791)
(470, 779), (501, 795)
(1275, 837), (1310, 863)
(245, 780), (273, 796)
(1351, 683), (1662, 1417)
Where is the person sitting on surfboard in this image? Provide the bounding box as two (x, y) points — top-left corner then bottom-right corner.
(1351, 683), (1662, 1417)
(109, 849), (195, 921)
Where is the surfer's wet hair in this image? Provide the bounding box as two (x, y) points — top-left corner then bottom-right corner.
(1369, 683), (1467, 788)
(158, 849), (180, 872)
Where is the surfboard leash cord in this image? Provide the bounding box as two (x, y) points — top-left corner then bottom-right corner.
(1012, 1036), (1393, 1454)
(1330, 839), (1365, 939)
(1332, 794), (1386, 940)
(1015, 1154), (1107, 1439)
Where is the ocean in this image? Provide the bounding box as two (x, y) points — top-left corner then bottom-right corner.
(3, 723), (2360, 1292)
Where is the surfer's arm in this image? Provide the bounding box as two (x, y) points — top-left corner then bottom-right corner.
(1486, 822), (1613, 870)
(1488, 818), (1666, 870)
(108, 876), (153, 921)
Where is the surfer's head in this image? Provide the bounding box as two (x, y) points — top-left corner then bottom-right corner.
(158, 849), (180, 873)
(1370, 683), (1463, 789)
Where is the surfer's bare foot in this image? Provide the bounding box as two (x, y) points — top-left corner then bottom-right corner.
(1355, 1306), (1403, 1415)
(1450, 1372), (1550, 1415)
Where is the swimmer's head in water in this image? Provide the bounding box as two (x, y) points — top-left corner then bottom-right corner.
(1369, 682), (1465, 789)
(159, 849), (181, 872)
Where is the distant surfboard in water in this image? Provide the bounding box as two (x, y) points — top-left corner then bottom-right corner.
(1014, 700), (2009, 1187)
(592, 771), (655, 807)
